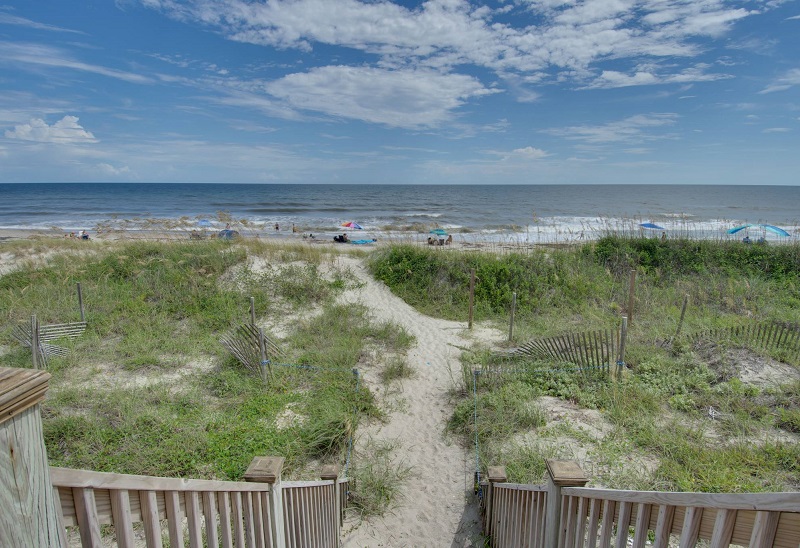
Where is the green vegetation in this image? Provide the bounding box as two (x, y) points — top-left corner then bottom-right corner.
(371, 238), (800, 492)
(1, 239), (412, 492)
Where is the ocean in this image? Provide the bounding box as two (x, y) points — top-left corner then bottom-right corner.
(1, 183), (798, 243)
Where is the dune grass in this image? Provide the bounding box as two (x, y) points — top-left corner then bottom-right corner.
(1, 239), (412, 488)
(371, 238), (800, 492)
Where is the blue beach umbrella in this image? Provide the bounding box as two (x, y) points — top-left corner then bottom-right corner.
(639, 222), (665, 230)
(197, 219), (212, 228)
(429, 228), (448, 236)
(727, 224), (790, 237)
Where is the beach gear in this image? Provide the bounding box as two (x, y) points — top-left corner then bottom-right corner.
(341, 221), (363, 229)
(429, 228), (447, 236)
(727, 224), (790, 237)
(218, 229), (239, 239)
(639, 222), (665, 230)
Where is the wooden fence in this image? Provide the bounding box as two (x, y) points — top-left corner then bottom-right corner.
(688, 320), (800, 358)
(1, 366), (347, 548)
(491, 321), (627, 378)
(481, 460), (800, 548)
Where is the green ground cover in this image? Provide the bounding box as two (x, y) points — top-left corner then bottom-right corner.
(0, 239), (412, 503)
(369, 237), (800, 492)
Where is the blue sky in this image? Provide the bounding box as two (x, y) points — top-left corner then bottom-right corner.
(1, 0), (799, 185)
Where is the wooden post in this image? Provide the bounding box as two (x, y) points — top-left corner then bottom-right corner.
(250, 296), (256, 326)
(485, 466), (507, 542)
(31, 314), (40, 370)
(675, 294), (689, 339)
(245, 456), (286, 548)
(544, 460), (588, 548)
(320, 464), (341, 529)
(618, 316), (628, 376)
(0, 367), (66, 547)
(76, 282), (85, 323)
(468, 269), (476, 330)
(627, 269), (636, 325)
(508, 292), (517, 342)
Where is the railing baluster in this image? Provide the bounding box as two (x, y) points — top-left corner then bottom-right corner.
(186, 491), (203, 548)
(614, 501), (632, 548)
(232, 491), (245, 548)
(165, 490), (184, 547)
(631, 503), (651, 548)
(652, 504), (675, 548)
(110, 489), (135, 548)
(203, 491), (220, 548)
(218, 491), (234, 548)
(139, 490), (163, 548)
(749, 510), (779, 547)
(73, 487), (102, 548)
(709, 508), (736, 548)
(679, 506), (703, 547)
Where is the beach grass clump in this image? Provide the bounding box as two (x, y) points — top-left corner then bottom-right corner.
(1, 239), (411, 490)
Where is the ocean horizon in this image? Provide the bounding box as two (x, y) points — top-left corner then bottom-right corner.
(2, 183), (799, 243)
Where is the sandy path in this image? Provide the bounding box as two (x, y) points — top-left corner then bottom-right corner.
(333, 256), (504, 547)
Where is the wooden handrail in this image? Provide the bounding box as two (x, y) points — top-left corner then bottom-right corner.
(50, 467), (273, 493)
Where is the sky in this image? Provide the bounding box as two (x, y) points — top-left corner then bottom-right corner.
(0, 0), (799, 185)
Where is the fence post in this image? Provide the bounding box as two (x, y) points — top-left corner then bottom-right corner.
(76, 282), (85, 323)
(31, 314), (40, 370)
(0, 367), (66, 547)
(468, 269), (476, 330)
(674, 294), (689, 339)
(627, 269), (636, 325)
(544, 460), (588, 548)
(320, 464), (342, 529)
(485, 466), (507, 542)
(508, 292), (517, 342)
(617, 316), (628, 377)
(244, 456), (286, 548)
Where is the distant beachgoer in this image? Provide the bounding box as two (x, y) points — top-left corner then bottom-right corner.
(661, 231), (667, 242)
(427, 236), (434, 245)
(742, 236), (751, 244)
(446, 234), (453, 245)
(275, 223), (280, 231)
(292, 224), (297, 233)
(80, 230), (89, 240)
(225, 223), (231, 229)
(342, 233), (349, 242)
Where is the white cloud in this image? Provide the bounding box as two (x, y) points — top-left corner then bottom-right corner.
(759, 68), (800, 94)
(0, 13), (84, 34)
(265, 66), (497, 129)
(544, 113), (679, 143)
(142, 0), (758, 86)
(584, 63), (730, 89)
(762, 127), (790, 133)
(511, 146), (550, 159)
(786, 15), (800, 20)
(5, 116), (97, 143)
(0, 41), (153, 84)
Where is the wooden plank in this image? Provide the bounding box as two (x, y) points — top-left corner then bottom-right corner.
(709, 508), (736, 548)
(562, 487), (800, 512)
(652, 504), (676, 548)
(631, 503), (652, 548)
(749, 510), (779, 547)
(203, 490), (220, 548)
(232, 491), (246, 548)
(575, 496), (588, 548)
(218, 491), (234, 548)
(614, 501), (632, 548)
(50, 467), (273, 493)
(586, 497), (601, 548)
(598, 499), (615, 547)
(164, 491), (184, 548)
(243, 491), (256, 548)
(73, 487), (103, 548)
(139, 490), (163, 548)
(110, 489), (135, 548)
(186, 491), (203, 548)
(679, 507), (702, 547)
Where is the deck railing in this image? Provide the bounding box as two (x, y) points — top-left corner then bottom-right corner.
(481, 460), (800, 548)
(0, 366), (347, 548)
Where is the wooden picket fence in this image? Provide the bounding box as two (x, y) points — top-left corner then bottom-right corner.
(688, 319), (800, 358)
(481, 461), (800, 548)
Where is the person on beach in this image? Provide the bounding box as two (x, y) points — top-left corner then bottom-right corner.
(275, 223), (280, 231)
(446, 234), (453, 245)
(661, 231), (667, 242)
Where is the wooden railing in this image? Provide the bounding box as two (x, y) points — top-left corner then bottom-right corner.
(1, 366), (347, 548)
(51, 467), (279, 548)
(480, 460), (800, 548)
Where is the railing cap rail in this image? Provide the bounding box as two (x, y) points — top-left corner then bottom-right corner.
(0, 367), (50, 424)
(50, 467), (272, 493)
(563, 486), (800, 512)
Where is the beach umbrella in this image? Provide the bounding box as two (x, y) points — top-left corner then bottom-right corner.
(198, 219), (212, 227)
(639, 222), (665, 230)
(341, 221), (363, 229)
(727, 224), (790, 237)
(218, 229), (239, 240)
(429, 228), (448, 236)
